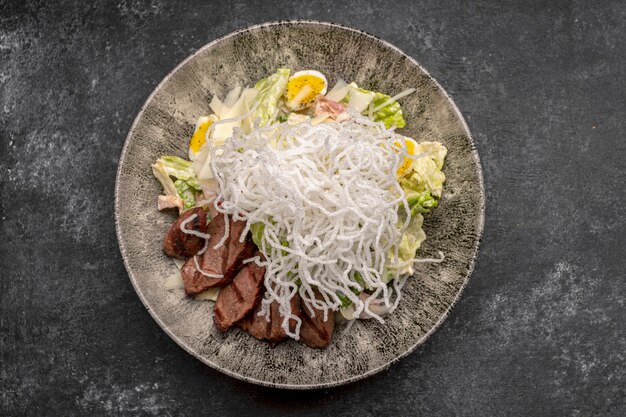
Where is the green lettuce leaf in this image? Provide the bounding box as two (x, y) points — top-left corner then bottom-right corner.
(399, 140), (447, 199)
(398, 213), (426, 262)
(250, 220), (289, 255)
(336, 271), (366, 307)
(250, 222), (265, 250)
(174, 179), (196, 210)
(337, 292), (352, 308)
(253, 68), (290, 126)
(385, 212), (427, 281)
(404, 156), (446, 198)
(415, 141), (447, 170)
(152, 156), (200, 211)
(386, 141), (447, 279)
(371, 92), (406, 128)
(151, 160), (178, 197)
(343, 84), (406, 128)
(405, 189), (438, 216)
(157, 156), (200, 190)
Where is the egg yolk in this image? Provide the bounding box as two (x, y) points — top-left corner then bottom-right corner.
(286, 75), (326, 106)
(189, 118), (214, 153)
(395, 138), (417, 177)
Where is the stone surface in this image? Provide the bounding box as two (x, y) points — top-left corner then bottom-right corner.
(1, 0), (624, 415)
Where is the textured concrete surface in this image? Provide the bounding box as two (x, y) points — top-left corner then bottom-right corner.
(1, 0), (625, 415)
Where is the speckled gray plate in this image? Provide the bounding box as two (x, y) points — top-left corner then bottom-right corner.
(115, 21), (484, 389)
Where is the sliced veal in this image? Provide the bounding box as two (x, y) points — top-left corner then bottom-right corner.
(299, 290), (335, 348)
(162, 207), (207, 259)
(213, 256), (266, 332)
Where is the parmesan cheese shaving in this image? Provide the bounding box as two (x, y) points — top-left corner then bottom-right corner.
(194, 288), (220, 301)
(164, 271), (184, 290)
(286, 84), (313, 110)
(324, 79), (350, 102)
(310, 112), (330, 125)
(171, 258), (185, 269)
(209, 95), (225, 118)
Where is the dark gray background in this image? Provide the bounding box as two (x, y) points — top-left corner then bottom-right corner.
(1, 1), (624, 416)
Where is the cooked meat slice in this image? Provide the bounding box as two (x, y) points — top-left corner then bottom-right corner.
(267, 294), (301, 342)
(181, 255), (235, 295)
(299, 290), (335, 348)
(214, 258), (266, 332)
(181, 257), (203, 295)
(240, 292), (301, 343)
(224, 218), (256, 280)
(182, 214), (259, 295)
(267, 301), (285, 342)
(200, 212), (230, 278)
(299, 313), (334, 348)
(162, 207), (207, 259)
(180, 213), (232, 295)
(239, 304), (270, 340)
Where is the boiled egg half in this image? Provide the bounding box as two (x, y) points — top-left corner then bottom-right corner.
(395, 137), (419, 177)
(285, 70), (327, 111)
(189, 114), (218, 161)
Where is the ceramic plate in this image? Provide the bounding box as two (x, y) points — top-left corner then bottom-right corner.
(115, 21), (484, 389)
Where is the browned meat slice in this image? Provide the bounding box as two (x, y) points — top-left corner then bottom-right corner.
(240, 293), (301, 343)
(238, 305), (269, 339)
(213, 258), (266, 332)
(180, 256), (227, 295)
(180, 257), (205, 295)
(224, 218), (256, 280)
(199, 213), (230, 282)
(181, 214), (259, 295)
(180, 213), (231, 295)
(299, 290), (335, 348)
(268, 294), (301, 342)
(162, 207), (207, 259)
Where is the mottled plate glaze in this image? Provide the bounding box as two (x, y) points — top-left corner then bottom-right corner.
(115, 21), (484, 389)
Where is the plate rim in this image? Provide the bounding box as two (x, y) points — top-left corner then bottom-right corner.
(114, 20), (485, 390)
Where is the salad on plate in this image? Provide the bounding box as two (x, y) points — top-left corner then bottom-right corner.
(152, 68), (447, 348)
